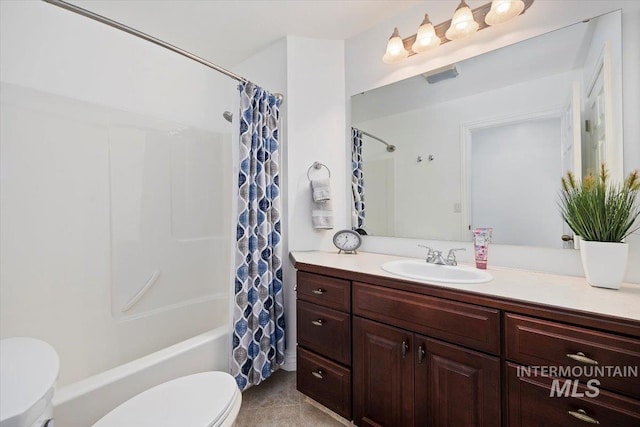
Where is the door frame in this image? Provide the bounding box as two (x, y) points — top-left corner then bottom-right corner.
(459, 108), (566, 240)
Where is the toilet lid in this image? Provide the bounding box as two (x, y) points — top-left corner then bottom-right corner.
(0, 337), (59, 427)
(93, 372), (240, 427)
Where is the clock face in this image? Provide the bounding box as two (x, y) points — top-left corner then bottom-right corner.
(333, 230), (362, 252)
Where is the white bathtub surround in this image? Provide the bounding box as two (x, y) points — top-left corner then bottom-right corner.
(291, 251), (640, 322)
(0, 1), (234, 387)
(53, 327), (229, 427)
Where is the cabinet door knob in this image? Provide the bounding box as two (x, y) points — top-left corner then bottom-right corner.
(417, 345), (425, 364)
(312, 288), (325, 295)
(311, 369), (324, 379)
(566, 352), (598, 365)
(568, 409), (599, 424)
(311, 319), (324, 326)
(401, 339), (409, 358)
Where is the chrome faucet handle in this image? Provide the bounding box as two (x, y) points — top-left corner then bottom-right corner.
(418, 244), (435, 262)
(446, 248), (466, 266)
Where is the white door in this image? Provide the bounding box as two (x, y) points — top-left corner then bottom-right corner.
(469, 117), (564, 248)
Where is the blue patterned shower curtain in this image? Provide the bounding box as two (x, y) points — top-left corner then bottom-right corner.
(351, 128), (366, 228)
(231, 82), (285, 390)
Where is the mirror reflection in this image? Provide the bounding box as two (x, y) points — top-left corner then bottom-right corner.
(351, 10), (623, 248)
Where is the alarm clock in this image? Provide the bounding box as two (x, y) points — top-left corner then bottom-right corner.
(333, 229), (362, 254)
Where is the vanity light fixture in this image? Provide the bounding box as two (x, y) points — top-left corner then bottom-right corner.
(382, 0), (534, 64)
(485, 0), (526, 25)
(411, 14), (441, 53)
(445, 0), (479, 40)
(382, 27), (409, 64)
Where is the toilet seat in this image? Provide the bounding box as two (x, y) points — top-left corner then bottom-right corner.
(0, 337), (59, 427)
(92, 372), (241, 427)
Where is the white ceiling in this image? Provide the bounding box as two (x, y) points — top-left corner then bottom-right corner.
(71, 0), (423, 68)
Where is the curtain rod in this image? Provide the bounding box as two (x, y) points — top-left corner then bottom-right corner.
(43, 0), (248, 84)
(355, 128), (393, 148)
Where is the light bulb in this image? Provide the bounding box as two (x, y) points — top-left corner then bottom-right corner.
(382, 27), (409, 64)
(485, 0), (525, 25)
(445, 0), (479, 40)
(411, 14), (441, 53)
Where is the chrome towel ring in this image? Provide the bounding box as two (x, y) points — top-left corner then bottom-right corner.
(307, 161), (331, 181)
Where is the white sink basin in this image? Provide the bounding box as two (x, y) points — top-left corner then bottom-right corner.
(381, 260), (493, 284)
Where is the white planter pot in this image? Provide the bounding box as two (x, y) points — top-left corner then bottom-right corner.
(580, 240), (629, 290)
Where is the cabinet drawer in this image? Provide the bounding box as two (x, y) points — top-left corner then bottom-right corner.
(353, 282), (500, 354)
(507, 363), (640, 426)
(297, 271), (350, 312)
(505, 314), (640, 399)
(297, 300), (351, 365)
(297, 347), (352, 420)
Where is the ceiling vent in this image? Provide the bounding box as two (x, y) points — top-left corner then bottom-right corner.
(423, 65), (459, 84)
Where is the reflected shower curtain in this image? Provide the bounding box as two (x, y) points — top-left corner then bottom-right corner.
(351, 128), (366, 228)
(231, 82), (285, 390)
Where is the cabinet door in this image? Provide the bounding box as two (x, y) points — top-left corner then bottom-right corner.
(353, 317), (414, 427)
(415, 336), (500, 427)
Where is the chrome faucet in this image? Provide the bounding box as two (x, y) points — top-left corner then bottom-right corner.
(419, 245), (466, 266)
(446, 248), (466, 266)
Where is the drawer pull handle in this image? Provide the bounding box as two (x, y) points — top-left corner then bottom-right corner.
(566, 352), (598, 365)
(568, 409), (599, 424)
(311, 319), (324, 326)
(312, 288), (325, 295)
(417, 345), (425, 364)
(402, 339), (409, 358)
(312, 370), (324, 379)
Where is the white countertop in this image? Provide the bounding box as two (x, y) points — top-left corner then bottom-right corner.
(291, 251), (640, 322)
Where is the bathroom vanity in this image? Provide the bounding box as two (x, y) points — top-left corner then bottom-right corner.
(292, 251), (640, 427)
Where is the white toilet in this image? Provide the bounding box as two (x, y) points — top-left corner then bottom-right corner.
(1, 337), (241, 427)
(92, 371), (242, 427)
(0, 337), (59, 427)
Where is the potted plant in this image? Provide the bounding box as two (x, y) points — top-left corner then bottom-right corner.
(559, 165), (640, 289)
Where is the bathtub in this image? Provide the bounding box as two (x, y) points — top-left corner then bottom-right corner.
(52, 326), (230, 427)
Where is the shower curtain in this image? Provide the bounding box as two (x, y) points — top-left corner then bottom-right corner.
(351, 128), (366, 228)
(231, 82), (285, 390)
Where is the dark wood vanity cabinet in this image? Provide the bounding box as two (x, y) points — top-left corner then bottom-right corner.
(294, 265), (640, 427)
(296, 271), (352, 419)
(353, 317), (500, 427)
(352, 283), (501, 427)
(505, 313), (640, 426)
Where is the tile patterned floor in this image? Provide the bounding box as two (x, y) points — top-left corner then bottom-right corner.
(235, 370), (348, 427)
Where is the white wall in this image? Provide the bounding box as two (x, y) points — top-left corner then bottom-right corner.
(346, 1), (640, 282)
(0, 1), (233, 386)
(284, 37), (347, 369)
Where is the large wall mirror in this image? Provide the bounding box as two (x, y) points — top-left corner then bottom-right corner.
(350, 10), (623, 249)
